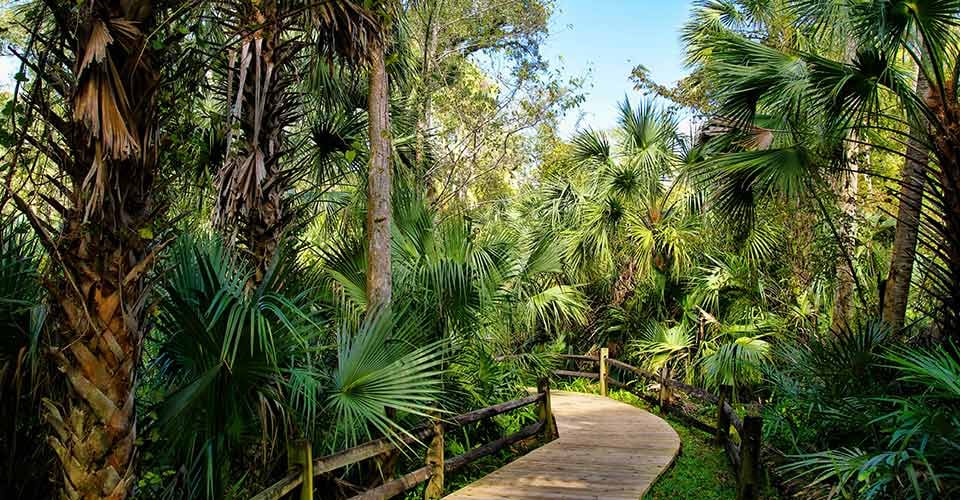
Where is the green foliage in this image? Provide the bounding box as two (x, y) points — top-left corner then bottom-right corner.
(0, 217), (56, 499)
(775, 340), (960, 499)
(325, 307), (446, 450)
(147, 236), (446, 497)
(6, 0), (960, 498)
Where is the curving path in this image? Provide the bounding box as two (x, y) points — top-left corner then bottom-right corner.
(444, 391), (681, 499)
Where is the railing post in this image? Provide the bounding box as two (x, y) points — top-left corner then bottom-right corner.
(736, 415), (763, 500)
(423, 415), (444, 500)
(599, 348), (609, 397)
(537, 378), (559, 441)
(658, 365), (672, 409)
(716, 385), (731, 445)
(287, 439), (313, 500)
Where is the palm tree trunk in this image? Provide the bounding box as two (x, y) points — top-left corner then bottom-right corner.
(214, 0), (295, 283)
(366, 39), (393, 309)
(36, 3), (161, 498)
(47, 218), (153, 500)
(831, 156), (859, 330)
(786, 198), (815, 290)
(831, 42), (863, 331)
(882, 62), (931, 330)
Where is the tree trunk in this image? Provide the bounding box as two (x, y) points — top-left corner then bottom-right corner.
(831, 154), (859, 331)
(417, 4), (441, 200)
(882, 64), (931, 330)
(786, 198), (815, 291)
(611, 260), (637, 306)
(214, 0), (296, 283)
(831, 42), (863, 332)
(40, 4), (161, 498)
(366, 40), (393, 309)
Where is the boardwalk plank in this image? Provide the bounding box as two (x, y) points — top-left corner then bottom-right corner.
(443, 391), (681, 499)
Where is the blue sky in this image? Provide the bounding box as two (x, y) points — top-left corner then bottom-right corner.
(542, 0), (694, 137)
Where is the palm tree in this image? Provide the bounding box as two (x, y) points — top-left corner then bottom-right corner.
(212, 0), (304, 283)
(150, 236), (445, 497)
(694, 0), (960, 336)
(364, 1), (397, 310)
(685, 0), (873, 331)
(6, 2), (168, 497)
(557, 99), (697, 301)
(298, 0), (396, 310)
(882, 49), (932, 330)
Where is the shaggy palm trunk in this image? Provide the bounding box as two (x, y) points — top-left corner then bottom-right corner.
(214, 1), (294, 283)
(40, 4), (160, 498)
(882, 68), (931, 330)
(366, 40), (393, 309)
(612, 260), (637, 306)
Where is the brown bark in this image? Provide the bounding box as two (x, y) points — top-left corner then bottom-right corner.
(882, 66), (931, 330)
(611, 260), (637, 306)
(831, 155), (859, 331)
(831, 42), (863, 332)
(786, 199), (815, 291)
(38, 3), (161, 498)
(366, 40), (393, 309)
(214, 0), (296, 283)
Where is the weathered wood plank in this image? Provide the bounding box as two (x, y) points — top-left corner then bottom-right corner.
(347, 466), (431, 500)
(445, 420), (544, 473)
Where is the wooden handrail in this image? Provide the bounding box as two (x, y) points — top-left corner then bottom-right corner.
(347, 466), (432, 500)
(445, 420), (544, 473)
(250, 383), (555, 500)
(605, 358), (656, 378)
(554, 369), (598, 379)
(449, 393), (542, 426)
(605, 358), (718, 403)
(723, 401), (744, 435)
(557, 353), (599, 362)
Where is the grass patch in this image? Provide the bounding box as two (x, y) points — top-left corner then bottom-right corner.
(556, 378), (736, 499)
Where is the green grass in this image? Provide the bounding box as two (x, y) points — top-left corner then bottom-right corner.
(556, 379), (736, 499)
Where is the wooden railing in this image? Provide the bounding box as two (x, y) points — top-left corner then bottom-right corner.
(250, 379), (559, 500)
(555, 350), (763, 500)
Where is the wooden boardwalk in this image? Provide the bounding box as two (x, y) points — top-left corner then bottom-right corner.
(444, 391), (681, 500)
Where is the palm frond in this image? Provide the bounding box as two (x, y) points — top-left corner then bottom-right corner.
(326, 307), (446, 450)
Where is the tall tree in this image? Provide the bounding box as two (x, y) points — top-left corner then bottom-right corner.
(213, 0), (301, 283)
(365, 2), (396, 309)
(6, 2), (166, 497)
(693, 0), (960, 336)
(831, 37), (865, 331)
(407, 0), (561, 203)
(883, 61), (931, 330)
